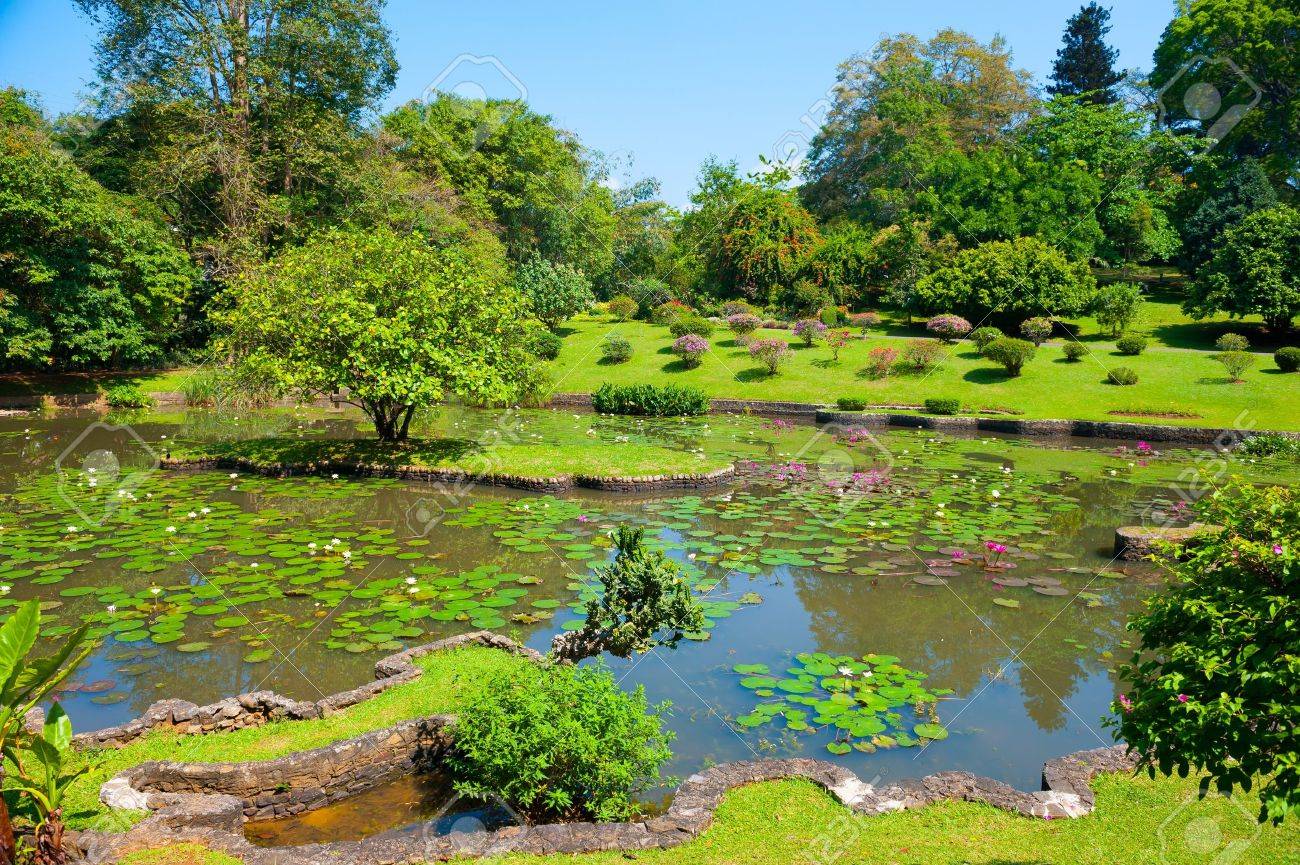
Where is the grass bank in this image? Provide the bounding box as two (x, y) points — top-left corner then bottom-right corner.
(165, 432), (732, 480)
(546, 315), (1298, 430)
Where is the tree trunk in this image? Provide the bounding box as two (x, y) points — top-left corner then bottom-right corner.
(0, 791), (16, 865)
(34, 809), (65, 865)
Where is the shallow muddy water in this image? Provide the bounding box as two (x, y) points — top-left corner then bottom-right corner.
(1, 405), (1294, 800)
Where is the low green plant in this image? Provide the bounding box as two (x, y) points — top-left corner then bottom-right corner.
(983, 338), (1036, 376)
(528, 329), (563, 361)
(668, 314), (715, 339)
(1115, 335), (1147, 355)
(103, 384), (153, 409)
(1238, 432), (1300, 459)
(1215, 332), (1250, 353)
(7, 703), (88, 862)
(835, 396), (867, 411)
(924, 398), (961, 415)
(1091, 281), (1143, 337)
(1108, 366), (1139, 385)
(1109, 481), (1299, 824)
(448, 660), (674, 822)
(606, 295), (638, 321)
(551, 526), (705, 662)
(900, 339), (945, 372)
(1216, 350), (1256, 382)
(652, 300), (692, 326)
(1062, 342), (1088, 362)
(591, 383), (710, 416)
(599, 335), (633, 364)
(969, 327), (1003, 353)
(180, 370), (222, 407)
(1019, 317), (1053, 346)
(1276, 346), (1300, 372)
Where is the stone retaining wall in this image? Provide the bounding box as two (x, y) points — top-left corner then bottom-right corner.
(159, 454), (737, 494)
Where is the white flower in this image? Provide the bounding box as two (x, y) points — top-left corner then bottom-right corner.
(229, 473), (239, 479)
(687, 553), (697, 560)
(67, 525), (79, 533)
(87, 468), (97, 475)
(0, 585), (10, 594)
(250, 562), (259, 568)
(106, 604), (116, 613)
(837, 665), (853, 676)
(990, 489), (1001, 498)
(150, 586), (161, 595)
(331, 538), (341, 546)
(331, 473), (339, 480)
(187, 511), (198, 518)
(308, 542), (317, 549)
(405, 577), (417, 585)
(1109, 469), (1117, 476)
(935, 510), (946, 518)
(201, 507), (211, 514)
(862, 670), (873, 678)
(165, 526), (177, 533)
(342, 551), (352, 559)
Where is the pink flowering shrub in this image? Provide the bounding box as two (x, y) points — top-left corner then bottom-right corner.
(848, 311), (881, 334)
(860, 346), (899, 379)
(792, 318), (828, 347)
(671, 334), (709, 368)
(749, 338), (791, 375)
(726, 313), (763, 342)
(926, 314), (972, 343)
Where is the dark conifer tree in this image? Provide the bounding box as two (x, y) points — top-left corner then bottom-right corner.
(1048, 3), (1124, 104)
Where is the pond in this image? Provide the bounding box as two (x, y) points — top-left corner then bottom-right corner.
(1, 405), (1294, 803)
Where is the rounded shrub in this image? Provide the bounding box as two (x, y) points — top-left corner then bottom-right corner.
(1216, 350), (1255, 382)
(926, 314), (972, 343)
(1115, 334), (1148, 355)
(528, 329), (563, 361)
(848, 311), (881, 334)
(1107, 366), (1139, 386)
(722, 300), (757, 317)
(1019, 317), (1054, 346)
(448, 660), (672, 821)
(901, 339), (946, 371)
(792, 318), (828, 347)
(104, 384), (154, 409)
(1276, 346), (1300, 372)
(726, 313), (763, 342)
(983, 338), (1036, 376)
(1215, 332), (1250, 353)
(924, 397), (961, 416)
(836, 396), (867, 411)
(748, 338), (792, 375)
(860, 346), (899, 379)
(600, 334), (633, 364)
(651, 300), (692, 326)
(606, 295), (638, 321)
(819, 305), (848, 327)
(668, 314), (714, 339)
(1062, 342), (1088, 362)
(970, 326), (1003, 353)
(671, 334), (709, 369)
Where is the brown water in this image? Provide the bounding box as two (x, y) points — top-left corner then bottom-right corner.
(2, 405), (1293, 803)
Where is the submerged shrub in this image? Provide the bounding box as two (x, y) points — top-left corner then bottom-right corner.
(924, 397), (961, 415)
(1115, 334), (1147, 355)
(984, 338), (1036, 376)
(668, 313), (714, 339)
(748, 338), (791, 375)
(104, 384), (153, 409)
(600, 335), (633, 364)
(1062, 342), (1088, 362)
(1276, 346), (1300, 372)
(926, 314), (972, 343)
(1107, 366), (1139, 385)
(449, 660), (674, 822)
(671, 334), (709, 369)
(591, 383), (709, 416)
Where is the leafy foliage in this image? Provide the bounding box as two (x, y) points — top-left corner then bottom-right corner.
(599, 335), (633, 365)
(792, 318), (827, 347)
(970, 327), (1004, 353)
(606, 295), (638, 321)
(551, 526), (706, 662)
(924, 398), (960, 416)
(1215, 351), (1255, 382)
(914, 238), (1096, 323)
(1115, 335), (1147, 356)
(591, 383), (710, 417)
(1062, 342), (1088, 362)
(668, 314), (715, 339)
(983, 338), (1036, 376)
(1091, 282), (1144, 337)
(103, 384), (153, 409)
(1188, 206), (1300, 333)
(748, 338), (791, 375)
(671, 334), (709, 369)
(1110, 481), (1299, 824)
(449, 659), (673, 821)
(1107, 366), (1138, 385)
(220, 227), (539, 441)
(1276, 347), (1300, 373)
(1179, 158), (1278, 275)
(515, 255), (596, 330)
(1019, 317), (1053, 346)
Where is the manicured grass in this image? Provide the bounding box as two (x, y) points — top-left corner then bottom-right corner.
(168, 432), (731, 479)
(118, 771), (1300, 865)
(547, 315), (1299, 430)
(0, 368), (196, 398)
(14, 646), (532, 831)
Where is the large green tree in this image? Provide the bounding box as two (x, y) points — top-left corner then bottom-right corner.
(1187, 205), (1300, 333)
(0, 93), (197, 370)
(219, 227), (538, 441)
(1047, 3), (1125, 104)
(1179, 156), (1278, 274)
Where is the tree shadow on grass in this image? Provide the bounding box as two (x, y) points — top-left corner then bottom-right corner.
(1150, 320), (1283, 351)
(962, 367), (1010, 384)
(734, 367), (777, 383)
(660, 359), (695, 373)
(552, 325), (579, 338)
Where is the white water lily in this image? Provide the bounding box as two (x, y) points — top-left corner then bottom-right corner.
(308, 542), (317, 549)
(990, 489), (1001, 498)
(408, 587), (418, 594)
(187, 511), (198, 518)
(250, 562), (259, 567)
(67, 525), (79, 533)
(106, 604), (117, 613)
(405, 576), (417, 585)
(0, 585), (10, 594)
(229, 473), (239, 479)
(342, 551), (352, 559)
(165, 526), (177, 533)
(201, 507), (211, 514)
(331, 473), (339, 479)
(331, 538), (341, 546)
(150, 586), (161, 595)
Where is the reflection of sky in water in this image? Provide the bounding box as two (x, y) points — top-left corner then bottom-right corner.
(3, 407), (1296, 797)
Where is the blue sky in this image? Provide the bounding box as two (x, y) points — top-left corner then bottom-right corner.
(0, 0), (1174, 205)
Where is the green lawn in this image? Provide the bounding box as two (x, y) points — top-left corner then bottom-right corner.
(547, 314), (1299, 430)
(167, 433), (731, 479)
(0, 368), (195, 398)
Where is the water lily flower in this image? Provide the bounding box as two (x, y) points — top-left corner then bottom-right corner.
(229, 473), (239, 479)
(187, 511), (198, 518)
(0, 585), (10, 594)
(67, 525), (79, 533)
(331, 473), (339, 480)
(577, 515), (590, 523)
(408, 587), (418, 594)
(342, 551), (352, 559)
(150, 586), (161, 595)
(106, 604), (117, 613)
(308, 542), (317, 549)
(201, 507), (211, 514)
(250, 562), (259, 567)
(837, 666), (853, 676)
(405, 577), (417, 585)
(331, 538), (341, 546)
(165, 526), (177, 533)
(989, 489), (1000, 498)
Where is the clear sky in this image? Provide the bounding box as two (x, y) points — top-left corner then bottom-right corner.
(0, 0), (1175, 206)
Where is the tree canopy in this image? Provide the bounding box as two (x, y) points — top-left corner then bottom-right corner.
(1047, 3), (1125, 104)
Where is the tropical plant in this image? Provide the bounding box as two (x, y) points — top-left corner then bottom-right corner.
(1092, 282), (1143, 337)
(671, 335), (708, 369)
(668, 314), (714, 339)
(448, 659), (673, 822)
(590, 383), (709, 417)
(515, 255), (596, 330)
(6, 704), (87, 865)
(1115, 334), (1147, 356)
(600, 335), (633, 365)
(0, 600), (95, 865)
(792, 318), (828, 347)
(984, 338), (1036, 376)
(1216, 350), (1255, 382)
(606, 295), (638, 321)
(748, 339), (791, 375)
(926, 315), (972, 343)
(1107, 366), (1138, 385)
(551, 526), (706, 662)
(1109, 481), (1298, 824)
(219, 227), (540, 442)
(1019, 317), (1054, 346)
(1276, 347), (1300, 373)
(726, 313), (762, 343)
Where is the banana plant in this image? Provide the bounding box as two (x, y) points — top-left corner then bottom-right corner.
(0, 600), (94, 865)
(4, 703), (87, 865)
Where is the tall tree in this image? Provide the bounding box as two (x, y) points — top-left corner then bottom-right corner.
(1048, 3), (1125, 104)
(73, 0), (397, 272)
(1179, 156), (1278, 274)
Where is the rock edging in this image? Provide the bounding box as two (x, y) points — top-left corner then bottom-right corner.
(75, 632), (1139, 865)
(158, 454), (736, 494)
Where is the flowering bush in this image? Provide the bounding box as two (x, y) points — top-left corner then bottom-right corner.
(860, 346), (899, 379)
(671, 334), (709, 368)
(925, 314), (972, 343)
(651, 300), (692, 326)
(792, 318), (828, 347)
(848, 312), (881, 334)
(1109, 481), (1299, 824)
(748, 338), (791, 375)
(1019, 317), (1054, 346)
(969, 326), (1003, 353)
(726, 313), (763, 342)
(901, 339), (946, 371)
(826, 329), (853, 362)
(606, 295), (638, 321)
